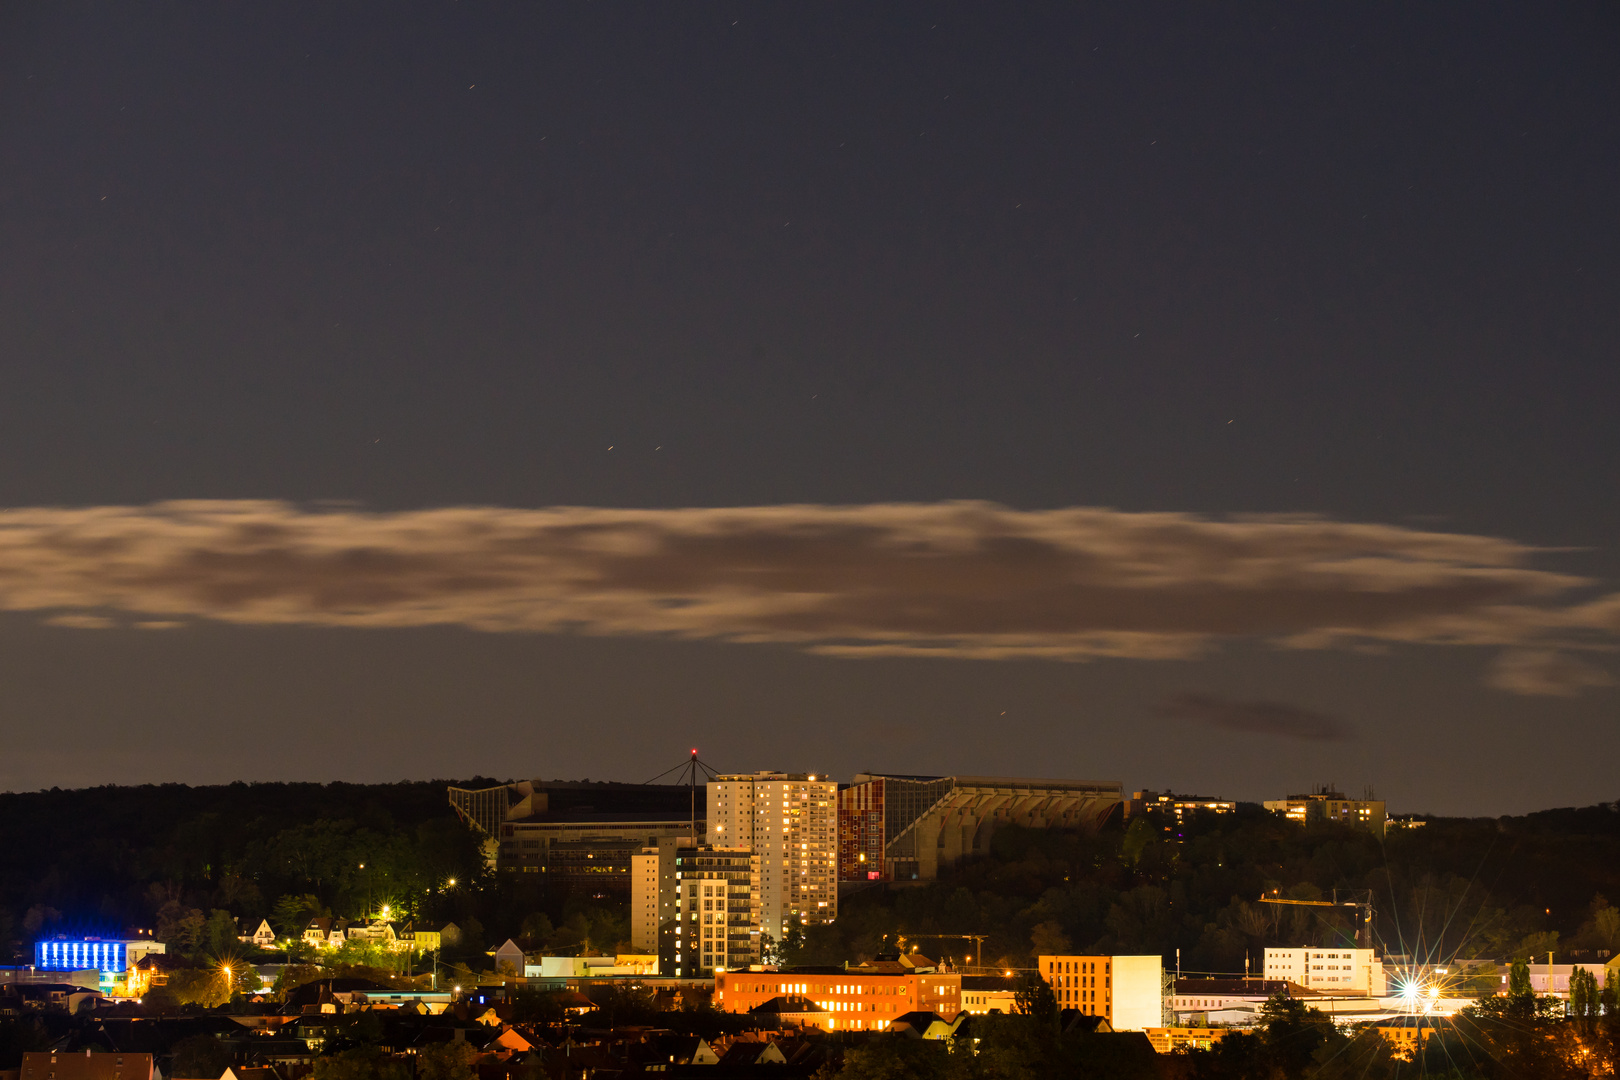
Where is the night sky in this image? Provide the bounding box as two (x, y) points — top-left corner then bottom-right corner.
(1, 4), (1617, 814)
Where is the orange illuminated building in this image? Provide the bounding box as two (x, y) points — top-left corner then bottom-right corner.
(1040, 954), (1113, 1019)
(22, 1051), (154, 1080)
(715, 956), (961, 1030)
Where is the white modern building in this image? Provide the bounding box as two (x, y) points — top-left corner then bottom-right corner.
(1113, 955), (1168, 1031)
(708, 772), (838, 940)
(1265, 947), (1386, 995)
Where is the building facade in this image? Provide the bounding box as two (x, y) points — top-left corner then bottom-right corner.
(839, 774), (1122, 882)
(1263, 789), (1386, 836)
(631, 842), (759, 976)
(21, 1051), (154, 1080)
(1146, 1028), (1232, 1053)
(1171, 978), (1296, 1016)
(34, 940), (129, 975)
(1371, 1017), (1452, 1061)
(1038, 954), (1165, 1031)
(1264, 947), (1386, 995)
(1124, 791), (1237, 831)
(715, 957), (962, 1029)
(673, 848), (758, 976)
(1514, 963), (1609, 996)
(708, 772), (838, 940)
(31, 939), (166, 995)
(631, 838), (678, 956)
(449, 779), (702, 889)
(959, 975), (1020, 1015)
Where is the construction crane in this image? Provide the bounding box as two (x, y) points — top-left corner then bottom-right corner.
(1258, 890), (1376, 949)
(897, 934), (990, 970)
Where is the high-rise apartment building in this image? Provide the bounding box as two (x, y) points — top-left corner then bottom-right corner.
(631, 841), (758, 976)
(708, 772), (838, 941)
(631, 837), (682, 956)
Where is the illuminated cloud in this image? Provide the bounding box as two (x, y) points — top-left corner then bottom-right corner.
(1485, 649), (1616, 697)
(1155, 693), (1351, 742)
(41, 613), (116, 630)
(0, 500), (1612, 693)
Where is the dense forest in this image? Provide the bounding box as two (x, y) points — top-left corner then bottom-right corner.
(0, 780), (492, 969)
(6, 781), (1620, 981)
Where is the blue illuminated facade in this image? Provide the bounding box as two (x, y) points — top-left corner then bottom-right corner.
(34, 939), (127, 973)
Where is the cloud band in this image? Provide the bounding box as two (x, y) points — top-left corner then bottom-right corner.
(0, 500), (1612, 693)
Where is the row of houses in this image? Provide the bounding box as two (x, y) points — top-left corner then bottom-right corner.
(294, 918), (444, 954)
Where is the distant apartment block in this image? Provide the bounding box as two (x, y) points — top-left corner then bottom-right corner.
(1037, 953), (1165, 1031)
(449, 778), (702, 891)
(1124, 790), (1236, 828)
(708, 772), (838, 940)
(1264, 947), (1386, 995)
(631, 840), (759, 976)
(1263, 788), (1385, 836)
(839, 774), (1122, 882)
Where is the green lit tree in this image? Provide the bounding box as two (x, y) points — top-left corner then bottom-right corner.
(417, 1041), (478, 1080)
(779, 917), (806, 965)
(312, 1047), (409, 1080)
(271, 893), (326, 939)
(1013, 972), (1058, 1024)
(1508, 956), (1533, 1001)
(168, 1034), (232, 1079)
(203, 909), (240, 958)
(1571, 965), (1600, 1024)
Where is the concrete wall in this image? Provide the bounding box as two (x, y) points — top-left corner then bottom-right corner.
(1111, 955), (1165, 1032)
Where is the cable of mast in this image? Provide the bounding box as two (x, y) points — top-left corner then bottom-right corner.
(643, 749), (720, 785)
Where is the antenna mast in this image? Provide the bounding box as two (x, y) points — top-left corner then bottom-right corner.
(645, 749), (719, 844)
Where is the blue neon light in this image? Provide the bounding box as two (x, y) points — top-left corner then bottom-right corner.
(34, 939), (127, 973)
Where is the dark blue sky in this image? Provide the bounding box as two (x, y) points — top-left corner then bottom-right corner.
(1, 3), (1616, 812)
